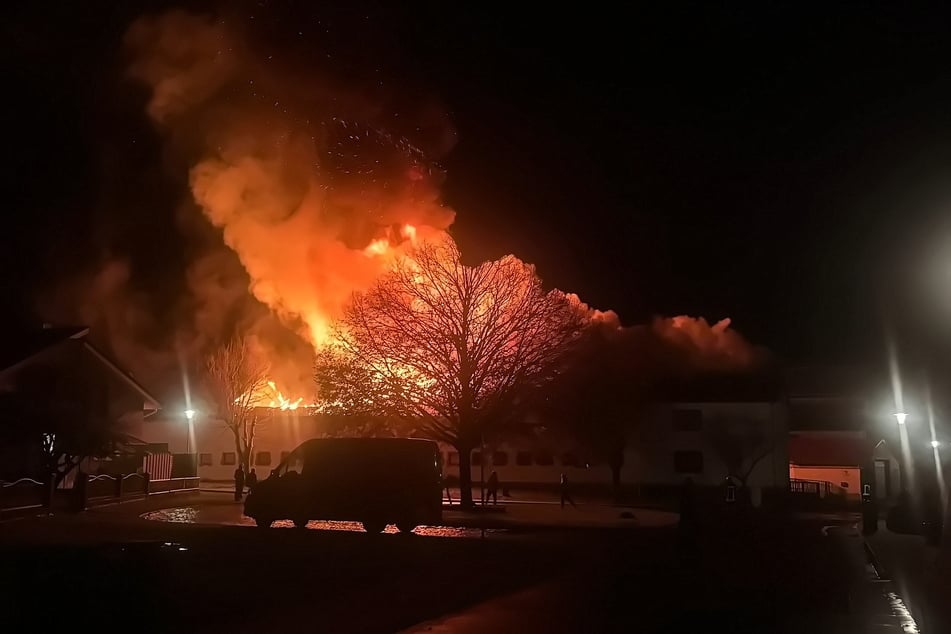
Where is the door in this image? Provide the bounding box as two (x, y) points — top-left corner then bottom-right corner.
(874, 459), (890, 500)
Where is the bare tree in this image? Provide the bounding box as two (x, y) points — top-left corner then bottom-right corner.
(706, 416), (774, 489)
(542, 321), (647, 498)
(315, 238), (585, 506)
(205, 335), (271, 472)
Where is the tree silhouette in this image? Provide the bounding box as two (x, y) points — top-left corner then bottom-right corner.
(315, 238), (585, 506)
(705, 415), (774, 488)
(204, 335), (271, 472)
(542, 321), (647, 497)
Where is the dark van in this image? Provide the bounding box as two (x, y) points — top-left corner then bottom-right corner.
(244, 437), (443, 533)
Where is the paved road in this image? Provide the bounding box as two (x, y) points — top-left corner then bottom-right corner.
(142, 493), (677, 532)
(867, 520), (942, 631)
(0, 496), (922, 633)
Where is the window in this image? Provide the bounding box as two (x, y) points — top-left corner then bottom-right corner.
(492, 451), (509, 466)
(276, 449), (304, 476)
(221, 452), (236, 466)
(198, 453), (213, 466)
(448, 451), (459, 466)
(673, 450), (703, 474)
(280, 451), (290, 462)
(515, 451), (533, 466)
(673, 409), (703, 431)
(255, 451), (272, 466)
(560, 453), (578, 467)
(471, 451), (482, 466)
(534, 451), (554, 466)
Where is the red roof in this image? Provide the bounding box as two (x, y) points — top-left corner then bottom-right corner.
(788, 433), (873, 467)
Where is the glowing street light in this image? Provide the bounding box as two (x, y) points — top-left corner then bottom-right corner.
(931, 440), (941, 449)
(895, 412), (908, 425)
(183, 409), (198, 457)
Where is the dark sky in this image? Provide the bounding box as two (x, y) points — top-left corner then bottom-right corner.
(6, 1), (951, 369)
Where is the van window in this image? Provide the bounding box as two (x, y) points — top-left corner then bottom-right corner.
(492, 451), (508, 466)
(471, 451), (482, 466)
(277, 449), (304, 476)
(222, 452), (236, 466)
(515, 451), (532, 466)
(256, 451), (272, 466)
(448, 452), (459, 466)
(198, 453), (213, 466)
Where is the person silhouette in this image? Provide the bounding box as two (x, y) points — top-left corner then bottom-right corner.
(487, 470), (499, 505)
(246, 468), (258, 492)
(234, 465), (245, 501)
(560, 472), (576, 508)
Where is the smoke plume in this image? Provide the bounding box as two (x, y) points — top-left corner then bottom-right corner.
(127, 12), (453, 335)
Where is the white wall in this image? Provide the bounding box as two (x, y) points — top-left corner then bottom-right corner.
(135, 402), (790, 490)
(629, 402), (789, 489)
(789, 465), (861, 497)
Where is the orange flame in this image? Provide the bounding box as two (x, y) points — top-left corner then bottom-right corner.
(236, 380), (314, 410)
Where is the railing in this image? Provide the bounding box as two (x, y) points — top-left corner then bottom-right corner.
(789, 478), (832, 497)
(0, 478), (46, 512)
(147, 477), (200, 494)
(1, 473), (199, 514)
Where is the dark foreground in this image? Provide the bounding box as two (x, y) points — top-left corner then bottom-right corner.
(0, 497), (917, 633)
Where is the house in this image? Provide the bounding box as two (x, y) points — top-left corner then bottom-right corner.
(785, 365), (902, 502)
(0, 326), (162, 480)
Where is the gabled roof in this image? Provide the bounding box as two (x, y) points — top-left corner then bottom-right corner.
(0, 326), (161, 412)
(82, 341), (161, 413)
(789, 432), (873, 467)
(0, 326), (88, 374)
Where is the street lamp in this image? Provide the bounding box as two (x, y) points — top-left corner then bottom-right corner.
(184, 409), (197, 456)
(931, 440), (941, 449)
(895, 412), (908, 425)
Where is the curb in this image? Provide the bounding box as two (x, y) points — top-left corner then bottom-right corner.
(863, 538), (889, 581)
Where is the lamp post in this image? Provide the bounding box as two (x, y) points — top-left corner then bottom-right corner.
(895, 412), (912, 494)
(184, 409), (196, 455)
(184, 409), (198, 479)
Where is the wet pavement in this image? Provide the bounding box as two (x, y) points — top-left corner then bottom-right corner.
(142, 504), (508, 538)
(142, 491), (677, 531)
(0, 495), (926, 632)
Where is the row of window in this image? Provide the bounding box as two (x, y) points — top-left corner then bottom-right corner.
(200, 451), (291, 467)
(197, 448), (706, 475)
(444, 450), (582, 468)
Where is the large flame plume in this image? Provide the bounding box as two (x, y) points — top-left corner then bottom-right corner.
(126, 11), (454, 352)
(78, 9), (763, 408)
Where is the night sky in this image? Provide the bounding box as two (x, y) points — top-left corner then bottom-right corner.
(6, 2), (951, 371)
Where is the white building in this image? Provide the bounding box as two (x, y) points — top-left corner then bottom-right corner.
(136, 398), (789, 497)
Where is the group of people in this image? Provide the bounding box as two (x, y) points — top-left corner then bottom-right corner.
(442, 470), (577, 507)
(233, 465), (258, 501)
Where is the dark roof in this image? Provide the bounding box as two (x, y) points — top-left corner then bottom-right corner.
(784, 365), (874, 398)
(788, 398), (866, 431)
(789, 433), (873, 467)
(0, 326), (88, 372)
(0, 326), (161, 411)
(654, 370), (782, 403)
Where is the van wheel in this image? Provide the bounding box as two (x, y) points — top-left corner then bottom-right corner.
(362, 520), (386, 534)
(293, 518), (309, 528)
(396, 521), (418, 533)
(254, 518), (273, 528)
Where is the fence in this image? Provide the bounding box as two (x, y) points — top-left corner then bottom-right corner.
(789, 478), (832, 497)
(0, 478), (47, 512)
(0, 473), (200, 514)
